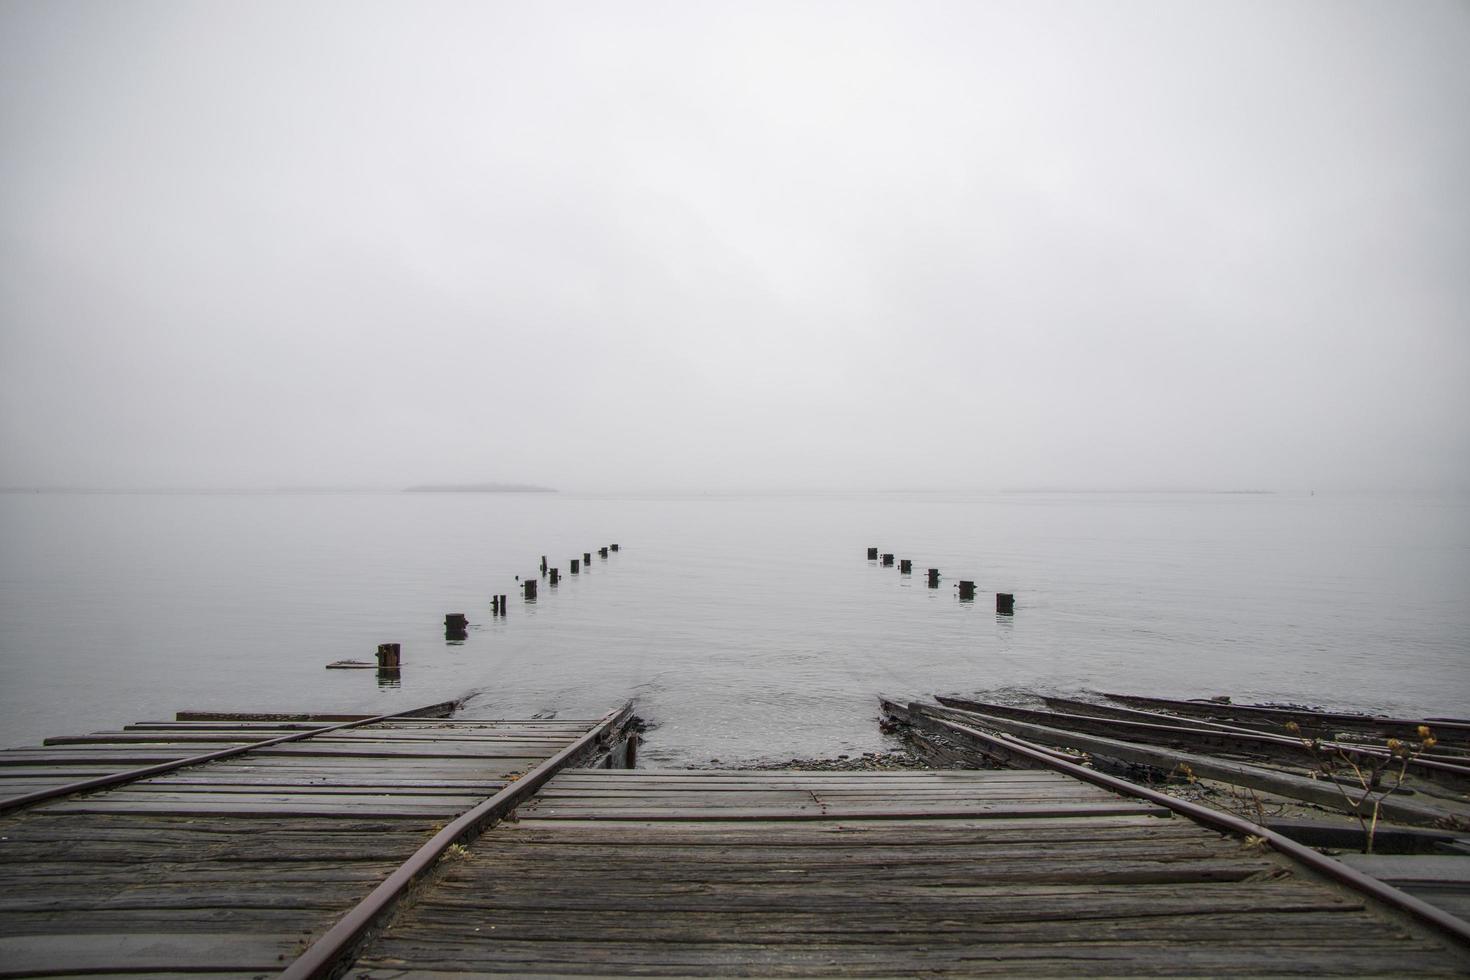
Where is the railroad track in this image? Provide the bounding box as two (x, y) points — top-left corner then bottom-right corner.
(884, 695), (1470, 954)
(0, 700), (638, 977)
(0, 698), (463, 815)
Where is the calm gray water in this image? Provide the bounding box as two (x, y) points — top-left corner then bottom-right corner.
(1, 491), (1466, 765)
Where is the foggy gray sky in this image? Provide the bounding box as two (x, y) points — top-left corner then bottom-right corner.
(2, 1), (1467, 493)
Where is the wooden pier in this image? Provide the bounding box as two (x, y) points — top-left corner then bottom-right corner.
(348, 767), (1469, 976)
(0, 703), (637, 976)
(2, 697), (1470, 977)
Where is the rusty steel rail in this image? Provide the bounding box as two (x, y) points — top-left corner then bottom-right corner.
(279, 701), (636, 980)
(0, 698), (463, 817)
(937, 694), (1470, 792)
(1098, 691), (1470, 740)
(892, 698), (1470, 950)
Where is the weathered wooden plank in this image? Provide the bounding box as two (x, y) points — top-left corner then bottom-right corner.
(554, 768), (1066, 778)
(352, 937), (1468, 975)
(249, 745), (554, 760)
(525, 786), (1088, 799)
(42, 733), (301, 746)
(44, 790), (486, 806)
(126, 781), (506, 796)
(1336, 855), (1470, 885)
(39, 799), (479, 818)
(518, 801), (1167, 821)
(412, 879), (1360, 914)
(386, 907), (1406, 945)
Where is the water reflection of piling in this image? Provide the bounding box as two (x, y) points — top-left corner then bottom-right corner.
(996, 592), (1015, 615)
(957, 581), (976, 601)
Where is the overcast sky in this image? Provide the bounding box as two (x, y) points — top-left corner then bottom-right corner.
(2, 1), (1467, 492)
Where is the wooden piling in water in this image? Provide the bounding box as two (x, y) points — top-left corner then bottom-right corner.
(610, 544), (620, 552)
(867, 547), (878, 560)
(584, 552), (592, 565)
(549, 568), (560, 585)
(957, 581), (975, 601)
(881, 553), (894, 567)
(599, 546), (608, 558)
(997, 592), (1015, 614)
(899, 559), (912, 574)
(445, 613), (468, 630)
(540, 556), (548, 576)
(927, 568), (940, 587)
(524, 580), (537, 600)
(570, 559), (580, 574)
(375, 643), (401, 670)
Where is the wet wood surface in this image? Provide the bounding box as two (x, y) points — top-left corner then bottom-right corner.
(0, 714), (601, 977)
(352, 768), (1470, 977)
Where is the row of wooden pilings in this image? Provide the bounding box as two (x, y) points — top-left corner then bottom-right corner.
(866, 547), (1014, 614)
(363, 544), (624, 673)
(444, 543), (622, 640)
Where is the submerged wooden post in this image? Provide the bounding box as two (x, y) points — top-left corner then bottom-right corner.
(881, 553), (894, 567)
(996, 592), (1015, 615)
(867, 547), (878, 560)
(570, 558), (580, 574)
(927, 568), (940, 588)
(957, 581), (975, 601)
(524, 579), (537, 600)
(899, 559), (912, 574)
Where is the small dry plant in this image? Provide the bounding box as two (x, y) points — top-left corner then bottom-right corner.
(1286, 720), (1436, 853)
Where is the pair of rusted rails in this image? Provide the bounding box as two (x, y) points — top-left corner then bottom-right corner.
(3, 697), (637, 979)
(882, 696), (1470, 954)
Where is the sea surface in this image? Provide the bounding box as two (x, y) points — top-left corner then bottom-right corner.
(1, 490), (1466, 765)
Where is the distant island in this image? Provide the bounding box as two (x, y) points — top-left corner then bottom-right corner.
(403, 483), (557, 493)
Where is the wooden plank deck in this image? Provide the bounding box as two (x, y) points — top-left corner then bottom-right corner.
(351, 768), (1470, 977)
(1337, 854), (1470, 922)
(0, 714), (609, 977)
